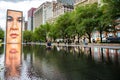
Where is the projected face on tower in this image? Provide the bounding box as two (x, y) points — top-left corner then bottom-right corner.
(6, 10), (22, 44)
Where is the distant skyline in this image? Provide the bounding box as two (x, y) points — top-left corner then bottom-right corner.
(0, 0), (54, 30)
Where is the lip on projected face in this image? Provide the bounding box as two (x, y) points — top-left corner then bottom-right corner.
(10, 33), (19, 39)
(9, 49), (18, 54)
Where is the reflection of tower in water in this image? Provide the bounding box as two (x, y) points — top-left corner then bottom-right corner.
(5, 44), (21, 80)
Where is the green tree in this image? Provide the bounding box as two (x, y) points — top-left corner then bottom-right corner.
(55, 12), (74, 43)
(34, 23), (52, 42)
(0, 28), (4, 42)
(93, 4), (111, 42)
(49, 23), (58, 42)
(74, 6), (86, 43)
(65, 11), (77, 43)
(95, 0), (120, 42)
(75, 3), (99, 43)
(103, 0), (120, 20)
(102, 0), (120, 37)
(44, 23), (52, 39)
(23, 30), (33, 43)
(34, 25), (46, 42)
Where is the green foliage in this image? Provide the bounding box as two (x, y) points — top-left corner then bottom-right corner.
(55, 12), (75, 40)
(23, 30), (33, 42)
(103, 0), (120, 19)
(0, 44), (4, 54)
(34, 25), (46, 42)
(75, 3), (99, 43)
(49, 24), (58, 41)
(95, 0), (120, 42)
(34, 23), (52, 42)
(0, 29), (4, 42)
(102, 0), (120, 33)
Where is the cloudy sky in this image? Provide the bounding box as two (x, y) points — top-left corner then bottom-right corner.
(0, 0), (53, 30)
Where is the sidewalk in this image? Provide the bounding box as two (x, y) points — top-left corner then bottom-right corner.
(51, 43), (120, 47)
(2, 42), (119, 47)
(92, 43), (120, 46)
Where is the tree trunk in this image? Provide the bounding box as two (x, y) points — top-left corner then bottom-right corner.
(100, 26), (102, 43)
(100, 31), (102, 43)
(78, 33), (80, 43)
(88, 34), (91, 43)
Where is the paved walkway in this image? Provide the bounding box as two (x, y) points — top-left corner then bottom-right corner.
(31, 42), (120, 48)
(51, 43), (120, 48)
(51, 43), (120, 46)
(1, 42), (120, 48)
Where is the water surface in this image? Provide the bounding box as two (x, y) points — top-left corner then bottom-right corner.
(0, 44), (120, 80)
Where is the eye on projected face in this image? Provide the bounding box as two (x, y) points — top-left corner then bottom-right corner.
(6, 10), (22, 44)
(5, 44), (21, 78)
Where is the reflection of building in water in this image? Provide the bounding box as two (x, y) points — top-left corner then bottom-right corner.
(83, 47), (91, 56)
(93, 48), (120, 64)
(54, 46), (120, 65)
(108, 48), (120, 64)
(5, 44), (21, 79)
(81, 46), (120, 64)
(56, 46), (60, 51)
(91, 47), (101, 62)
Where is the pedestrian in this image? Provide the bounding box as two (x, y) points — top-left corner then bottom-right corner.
(83, 37), (85, 44)
(57, 39), (59, 45)
(46, 39), (52, 49)
(83, 37), (88, 45)
(92, 39), (95, 43)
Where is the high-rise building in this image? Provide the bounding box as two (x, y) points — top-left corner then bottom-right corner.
(28, 8), (36, 31)
(74, 0), (100, 8)
(57, 0), (74, 5)
(53, 2), (74, 18)
(33, 1), (54, 30)
(47, 2), (74, 23)
(33, 1), (74, 30)
(47, 1), (74, 23)
(24, 21), (28, 31)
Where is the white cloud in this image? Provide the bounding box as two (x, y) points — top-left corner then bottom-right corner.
(0, 0), (53, 30)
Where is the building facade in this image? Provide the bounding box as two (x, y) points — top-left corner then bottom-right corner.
(22, 16), (28, 31)
(28, 8), (36, 31)
(24, 21), (28, 31)
(54, 2), (74, 18)
(33, 1), (54, 30)
(47, 2), (74, 23)
(74, 0), (100, 8)
(57, 0), (74, 5)
(22, 17), (25, 31)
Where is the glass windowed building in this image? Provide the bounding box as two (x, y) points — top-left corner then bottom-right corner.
(57, 0), (74, 5)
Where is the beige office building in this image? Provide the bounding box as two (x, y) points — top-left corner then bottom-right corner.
(47, 2), (74, 23)
(33, 1), (74, 29)
(33, 1), (54, 30)
(74, 0), (101, 8)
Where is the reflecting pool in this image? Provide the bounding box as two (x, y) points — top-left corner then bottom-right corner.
(0, 44), (120, 80)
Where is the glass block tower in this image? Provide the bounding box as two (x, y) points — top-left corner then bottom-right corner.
(57, 0), (74, 5)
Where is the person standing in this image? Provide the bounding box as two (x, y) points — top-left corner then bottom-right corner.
(46, 39), (52, 48)
(83, 37), (88, 45)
